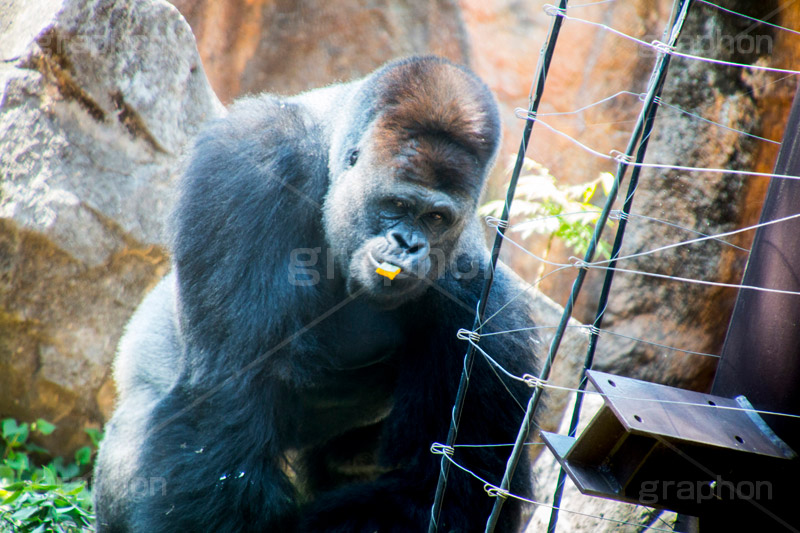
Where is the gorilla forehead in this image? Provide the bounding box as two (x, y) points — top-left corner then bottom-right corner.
(360, 58), (500, 198)
(381, 135), (481, 198)
(371, 58), (499, 161)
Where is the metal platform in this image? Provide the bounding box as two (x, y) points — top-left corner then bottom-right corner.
(540, 370), (796, 516)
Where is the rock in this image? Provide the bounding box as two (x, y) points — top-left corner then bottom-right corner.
(462, 0), (798, 394)
(0, 0), (222, 457)
(168, 0), (471, 103)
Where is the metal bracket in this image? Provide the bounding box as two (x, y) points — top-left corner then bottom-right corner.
(540, 370), (796, 516)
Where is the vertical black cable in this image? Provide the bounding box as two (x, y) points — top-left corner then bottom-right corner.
(545, 9), (688, 530)
(427, 2), (570, 531)
(485, 2), (694, 531)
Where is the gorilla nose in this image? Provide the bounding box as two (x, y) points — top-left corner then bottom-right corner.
(390, 232), (429, 258)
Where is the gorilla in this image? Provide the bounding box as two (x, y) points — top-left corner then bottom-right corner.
(94, 56), (540, 532)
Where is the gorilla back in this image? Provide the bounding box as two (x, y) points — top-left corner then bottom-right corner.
(94, 56), (540, 533)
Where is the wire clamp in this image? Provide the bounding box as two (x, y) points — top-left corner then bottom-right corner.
(569, 256), (590, 270)
(543, 4), (566, 17)
(515, 107), (536, 121)
(484, 484), (510, 499)
(610, 150), (634, 164)
(522, 374), (549, 389)
(609, 209), (629, 221)
(430, 443), (455, 457)
(457, 328), (481, 343)
(651, 40), (676, 55)
(485, 216), (510, 229)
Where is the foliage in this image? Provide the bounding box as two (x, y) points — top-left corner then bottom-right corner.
(0, 418), (99, 532)
(481, 157), (615, 260)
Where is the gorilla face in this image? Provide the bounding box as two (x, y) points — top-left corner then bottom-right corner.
(320, 57), (499, 309)
(347, 182), (464, 305)
(324, 130), (478, 308)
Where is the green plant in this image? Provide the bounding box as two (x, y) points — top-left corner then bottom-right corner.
(0, 418), (99, 532)
(481, 157), (615, 265)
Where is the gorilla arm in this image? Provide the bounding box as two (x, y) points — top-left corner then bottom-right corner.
(94, 93), (336, 532)
(93, 274), (182, 529)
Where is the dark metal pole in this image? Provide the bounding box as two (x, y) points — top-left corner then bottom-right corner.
(702, 82), (800, 532)
(712, 87), (800, 451)
(426, 2), (570, 530)
(546, 43), (675, 533)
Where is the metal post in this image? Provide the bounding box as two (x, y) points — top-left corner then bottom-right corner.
(426, 2), (570, 531)
(701, 82), (800, 532)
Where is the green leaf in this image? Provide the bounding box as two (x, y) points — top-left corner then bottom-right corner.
(1, 418), (19, 439)
(84, 427), (104, 448)
(32, 419), (56, 436)
(0, 465), (15, 480)
(24, 443), (50, 455)
(7, 422), (29, 446)
(581, 181), (598, 203)
(30, 482), (59, 491)
(74, 446), (92, 467)
(0, 480), (28, 491)
(48, 457), (79, 480)
(11, 505), (39, 520)
(54, 503), (79, 514)
(1, 488), (23, 505)
(63, 483), (86, 497)
(6, 451), (30, 472)
(38, 465), (56, 486)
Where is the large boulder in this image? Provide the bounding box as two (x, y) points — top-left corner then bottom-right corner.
(0, 0), (222, 456)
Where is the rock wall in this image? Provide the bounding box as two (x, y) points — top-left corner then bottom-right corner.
(168, 0), (471, 103)
(0, 0), (222, 455)
(463, 0), (798, 394)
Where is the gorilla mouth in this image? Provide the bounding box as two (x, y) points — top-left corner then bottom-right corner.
(366, 252), (414, 280)
(358, 252), (430, 305)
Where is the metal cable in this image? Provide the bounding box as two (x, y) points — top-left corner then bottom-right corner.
(426, 1), (572, 531)
(484, 1), (695, 530)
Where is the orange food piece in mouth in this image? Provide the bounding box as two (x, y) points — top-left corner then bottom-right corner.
(376, 262), (402, 280)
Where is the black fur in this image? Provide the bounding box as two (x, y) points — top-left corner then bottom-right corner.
(94, 56), (540, 532)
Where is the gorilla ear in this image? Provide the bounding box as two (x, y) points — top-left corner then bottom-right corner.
(373, 57), (501, 167)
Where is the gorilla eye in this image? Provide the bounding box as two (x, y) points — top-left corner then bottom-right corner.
(425, 211), (450, 226)
(392, 199), (407, 209)
(348, 150), (360, 167)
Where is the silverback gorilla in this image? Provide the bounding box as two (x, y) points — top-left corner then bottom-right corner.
(94, 56), (540, 532)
